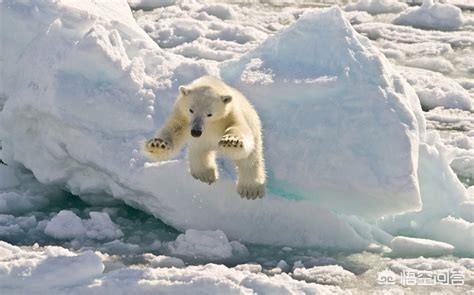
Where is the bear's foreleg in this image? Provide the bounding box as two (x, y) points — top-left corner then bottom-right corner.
(145, 110), (189, 161)
(188, 145), (218, 184)
(217, 126), (254, 160)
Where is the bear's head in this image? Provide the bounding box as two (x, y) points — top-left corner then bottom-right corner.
(178, 84), (232, 138)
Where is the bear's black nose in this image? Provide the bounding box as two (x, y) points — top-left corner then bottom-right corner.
(191, 129), (202, 137)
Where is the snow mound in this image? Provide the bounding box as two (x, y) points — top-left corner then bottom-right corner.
(44, 210), (86, 240)
(44, 210), (123, 241)
(167, 229), (247, 261)
(390, 236), (454, 257)
(393, 0), (464, 31)
(345, 0), (408, 15)
(292, 265), (355, 285)
(222, 6), (424, 217)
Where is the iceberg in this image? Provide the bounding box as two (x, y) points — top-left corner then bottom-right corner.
(221, 7), (424, 217)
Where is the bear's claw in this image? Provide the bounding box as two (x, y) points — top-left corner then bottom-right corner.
(146, 138), (171, 152)
(237, 183), (265, 200)
(191, 168), (218, 185)
(218, 135), (243, 148)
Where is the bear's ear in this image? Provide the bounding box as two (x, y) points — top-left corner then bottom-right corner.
(221, 95), (232, 104)
(179, 86), (190, 96)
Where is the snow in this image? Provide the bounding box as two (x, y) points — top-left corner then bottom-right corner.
(393, 0), (465, 31)
(0, 0), (471, 256)
(292, 265), (356, 285)
(1, 0), (473, 292)
(0, 241), (348, 294)
(390, 236), (454, 257)
(0, 241), (104, 290)
(345, 0), (408, 15)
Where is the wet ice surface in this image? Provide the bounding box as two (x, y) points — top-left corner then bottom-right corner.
(1, 0), (473, 294)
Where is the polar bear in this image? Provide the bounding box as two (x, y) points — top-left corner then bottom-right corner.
(145, 76), (266, 199)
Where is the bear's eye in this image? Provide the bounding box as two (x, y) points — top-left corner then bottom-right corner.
(189, 109), (194, 114)
(207, 114), (212, 117)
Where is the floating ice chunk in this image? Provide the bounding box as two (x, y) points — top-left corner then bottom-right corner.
(400, 66), (473, 111)
(234, 263), (263, 273)
(405, 56), (454, 74)
(128, 0), (176, 10)
(390, 236), (454, 257)
(44, 210), (87, 240)
(344, 10), (374, 25)
(143, 253), (185, 268)
(393, 0), (464, 31)
(345, 0), (408, 15)
(198, 4), (235, 20)
(167, 229), (246, 261)
(292, 265), (355, 285)
(83, 212), (124, 241)
(44, 210), (122, 241)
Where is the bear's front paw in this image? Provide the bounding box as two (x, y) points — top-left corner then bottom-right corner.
(237, 182), (265, 200)
(218, 134), (244, 149)
(191, 167), (218, 185)
(145, 138), (172, 159)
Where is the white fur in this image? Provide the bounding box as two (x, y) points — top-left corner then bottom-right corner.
(145, 76), (266, 199)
